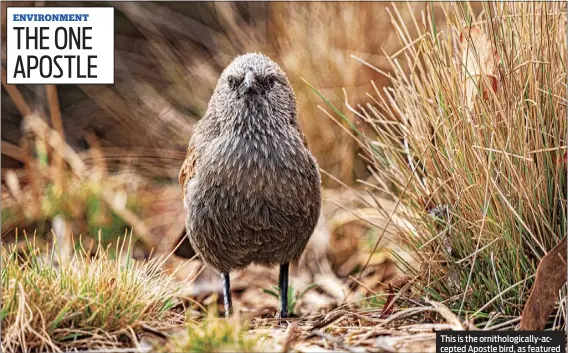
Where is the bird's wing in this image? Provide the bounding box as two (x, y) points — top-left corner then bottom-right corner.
(179, 142), (198, 206)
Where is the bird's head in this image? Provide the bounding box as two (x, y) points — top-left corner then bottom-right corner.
(214, 53), (297, 121)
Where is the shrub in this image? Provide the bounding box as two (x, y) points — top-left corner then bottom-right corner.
(335, 2), (566, 327)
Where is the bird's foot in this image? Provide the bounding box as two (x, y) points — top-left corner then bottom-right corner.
(278, 312), (290, 326)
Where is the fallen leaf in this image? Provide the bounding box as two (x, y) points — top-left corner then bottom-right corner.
(379, 284), (396, 319)
(520, 236), (567, 330)
(460, 26), (500, 109)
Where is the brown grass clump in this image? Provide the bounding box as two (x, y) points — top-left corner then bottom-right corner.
(1, 236), (184, 352)
(325, 2), (566, 326)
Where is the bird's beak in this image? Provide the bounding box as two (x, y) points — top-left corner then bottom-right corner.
(244, 70), (255, 91)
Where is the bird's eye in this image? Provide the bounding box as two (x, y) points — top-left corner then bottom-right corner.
(227, 76), (240, 90)
(263, 75), (276, 89)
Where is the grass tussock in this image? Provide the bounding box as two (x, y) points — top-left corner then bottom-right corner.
(329, 2), (566, 325)
(155, 318), (263, 353)
(1, 236), (184, 352)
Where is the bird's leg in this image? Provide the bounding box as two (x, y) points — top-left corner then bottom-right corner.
(279, 263), (289, 319)
(221, 272), (232, 318)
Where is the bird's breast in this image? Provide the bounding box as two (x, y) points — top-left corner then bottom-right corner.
(189, 129), (320, 218)
(210, 131), (309, 187)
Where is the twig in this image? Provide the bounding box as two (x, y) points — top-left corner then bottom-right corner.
(308, 330), (366, 353)
(1, 67), (32, 116)
(281, 321), (299, 353)
(425, 299), (466, 331)
(1, 141), (25, 162)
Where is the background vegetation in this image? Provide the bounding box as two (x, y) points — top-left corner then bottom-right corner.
(1, 2), (565, 352)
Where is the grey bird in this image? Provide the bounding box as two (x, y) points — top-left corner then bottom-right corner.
(179, 53), (322, 318)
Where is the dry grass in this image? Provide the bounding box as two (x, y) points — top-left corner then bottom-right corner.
(1, 3), (461, 187)
(1, 2), (566, 352)
(1, 235), (184, 352)
(149, 318), (263, 353)
(323, 2), (566, 326)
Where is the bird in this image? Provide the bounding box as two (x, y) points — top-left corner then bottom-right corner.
(178, 53), (322, 319)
